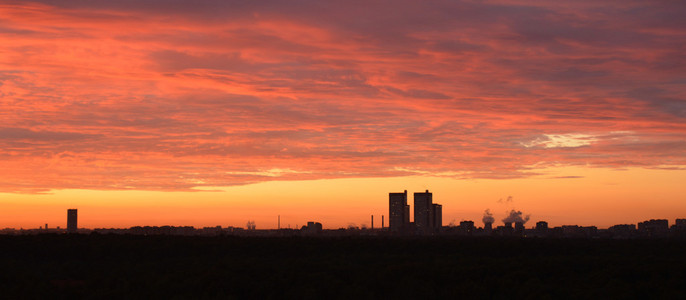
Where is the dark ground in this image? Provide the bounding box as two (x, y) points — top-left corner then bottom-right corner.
(1, 234), (685, 299)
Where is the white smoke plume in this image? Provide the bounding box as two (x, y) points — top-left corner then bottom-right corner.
(502, 210), (530, 224)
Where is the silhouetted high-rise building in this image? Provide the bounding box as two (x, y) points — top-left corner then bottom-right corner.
(389, 190), (409, 233)
(67, 209), (77, 233)
(432, 203), (442, 232)
(414, 190), (433, 235)
(414, 190), (442, 235)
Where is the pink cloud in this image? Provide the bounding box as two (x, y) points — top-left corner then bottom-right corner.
(1, 1), (685, 192)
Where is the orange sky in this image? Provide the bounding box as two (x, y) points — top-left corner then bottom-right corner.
(1, 166), (685, 229)
(1, 1), (685, 229)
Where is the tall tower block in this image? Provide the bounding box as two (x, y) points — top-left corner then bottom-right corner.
(67, 209), (78, 233)
(414, 190), (433, 235)
(389, 190), (409, 233)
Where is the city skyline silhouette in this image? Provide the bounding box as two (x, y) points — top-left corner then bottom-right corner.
(4, 190), (685, 240)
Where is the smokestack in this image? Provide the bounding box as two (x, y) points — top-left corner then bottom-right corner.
(482, 209), (495, 233)
(382, 215), (384, 228)
(371, 215), (374, 229)
(482, 209), (495, 225)
(515, 222), (524, 235)
(278, 215), (280, 230)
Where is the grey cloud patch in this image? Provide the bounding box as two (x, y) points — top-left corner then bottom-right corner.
(0, 26), (40, 35)
(148, 50), (263, 73)
(384, 87), (451, 100)
(536, 68), (609, 83)
(0, 128), (100, 141)
(623, 87), (686, 118)
(428, 39), (489, 53)
(549, 176), (584, 179)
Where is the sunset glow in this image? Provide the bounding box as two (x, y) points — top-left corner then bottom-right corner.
(1, 1), (685, 229)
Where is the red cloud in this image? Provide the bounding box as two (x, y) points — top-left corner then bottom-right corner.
(1, 1), (685, 192)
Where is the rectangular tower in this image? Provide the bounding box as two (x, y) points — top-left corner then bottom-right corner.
(67, 209), (78, 233)
(432, 203), (442, 232)
(389, 190), (409, 233)
(414, 190), (433, 235)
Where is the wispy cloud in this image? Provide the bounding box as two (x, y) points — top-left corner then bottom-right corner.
(522, 133), (598, 148)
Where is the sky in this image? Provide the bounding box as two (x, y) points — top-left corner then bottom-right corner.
(1, 0), (685, 229)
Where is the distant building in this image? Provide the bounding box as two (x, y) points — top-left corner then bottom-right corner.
(675, 219), (686, 228)
(536, 221), (548, 231)
(67, 209), (77, 233)
(389, 190), (409, 233)
(583, 226), (598, 238)
(459, 221), (474, 235)
(559, 225), (597, 238)
(199, 226), (224, 236)
(638, 219), (668, 231)
(533, 221), (549, 237)
(389, 189), (442, 235)
(246, 221), (256, 230)
(414, 190), (434, 235)
(433, 203), (442, 232)
(638, 219), (669, 237)
(495, 225), (513, 236)
(302, 221), (323, 235)
(673, 219), (686, 237)
(608, 224), (636, 239)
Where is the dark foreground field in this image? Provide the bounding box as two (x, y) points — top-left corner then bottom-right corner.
(1, 235), (685, 299)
